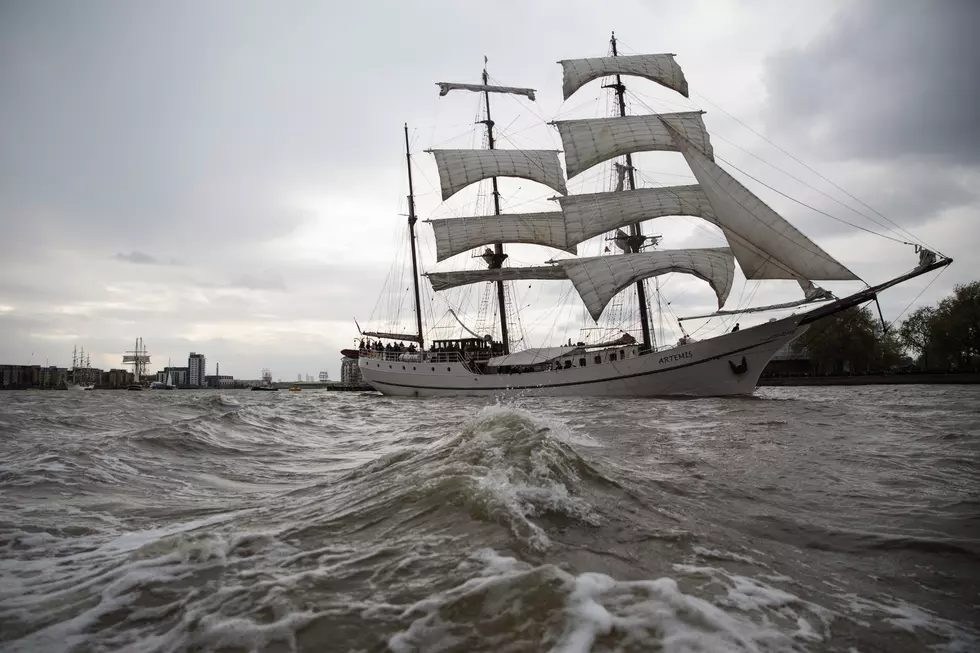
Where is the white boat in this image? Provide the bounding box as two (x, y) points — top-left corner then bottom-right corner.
(357, 36), (951, 398)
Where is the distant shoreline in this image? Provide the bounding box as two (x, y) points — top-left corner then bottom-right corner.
(759, 373), (980, 386)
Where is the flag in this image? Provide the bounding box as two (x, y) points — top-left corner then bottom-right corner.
(604, 246), (610, 253)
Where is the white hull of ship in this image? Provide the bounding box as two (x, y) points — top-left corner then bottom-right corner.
(359, 315), (806, 398)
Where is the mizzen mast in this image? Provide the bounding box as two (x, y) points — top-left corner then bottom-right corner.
(404, 123), (425, 349)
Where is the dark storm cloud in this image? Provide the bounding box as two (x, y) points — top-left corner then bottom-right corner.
(764, 0), (980, 165)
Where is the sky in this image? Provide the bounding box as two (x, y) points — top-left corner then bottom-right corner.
(1, 0), (977, 381)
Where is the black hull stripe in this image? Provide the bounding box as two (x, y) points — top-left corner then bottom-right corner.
(365, 329), (795, 392)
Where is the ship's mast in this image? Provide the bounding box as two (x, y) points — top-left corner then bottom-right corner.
(480, 60), (510, 354)
(404, 123), (425, 349)
(609, 32), (653, 352)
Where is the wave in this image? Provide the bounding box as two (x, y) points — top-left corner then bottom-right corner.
(389, 548), (825, 653)
(277, 404), (617, 552)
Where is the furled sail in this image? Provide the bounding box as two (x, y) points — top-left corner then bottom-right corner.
(426, 265), (568, 292)
(427, 149), (568, 201)
(559, 54), (689, 100)
(436, 82), (536, 101)
(553, 112), (712, 180)
(559, 185), (714, 244)
(428, 213), (574, 262)
(666, 124), (859, 281)
(557, 248), (735, 321)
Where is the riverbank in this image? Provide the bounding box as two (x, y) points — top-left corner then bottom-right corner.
(759, 372), (980, 386)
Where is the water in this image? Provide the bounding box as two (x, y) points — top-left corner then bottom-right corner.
(1, 387), (977, 653)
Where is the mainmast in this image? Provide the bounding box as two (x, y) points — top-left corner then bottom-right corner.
(608, 31), (652, 352)
(480, 60), (510, 354)
(404, 123), (424, 349)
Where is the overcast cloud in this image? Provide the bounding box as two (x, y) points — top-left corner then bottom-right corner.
(1, 0), (976, 380)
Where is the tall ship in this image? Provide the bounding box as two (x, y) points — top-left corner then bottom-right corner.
(356, 35), (951, 397)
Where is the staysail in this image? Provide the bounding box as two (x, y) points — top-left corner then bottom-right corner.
(559, 185), (715, 245)
(553, 112), (712, 180)
(559, 54), (689, 100)
(557, 248), (735, 321)
(666, 123), (858, 281)
(428, 212), (574, 262)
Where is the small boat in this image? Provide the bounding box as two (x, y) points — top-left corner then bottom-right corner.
(126, 384), (143, 391)
(251, 386), (279, 392)
(287, 386), (302, 392)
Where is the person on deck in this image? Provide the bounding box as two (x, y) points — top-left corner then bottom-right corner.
(731, 323), (740, 333)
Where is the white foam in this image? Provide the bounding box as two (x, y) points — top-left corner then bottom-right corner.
(389, 549), (818, 653)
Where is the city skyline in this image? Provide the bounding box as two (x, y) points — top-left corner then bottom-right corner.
(1, 1), (977, 379)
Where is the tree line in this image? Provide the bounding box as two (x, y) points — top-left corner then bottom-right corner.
(791, 281), (979, 374)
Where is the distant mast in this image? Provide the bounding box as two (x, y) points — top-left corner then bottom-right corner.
(608, 31), (652, 352)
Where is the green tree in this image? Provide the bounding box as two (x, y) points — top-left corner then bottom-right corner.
(793, 306), (881, 374)
(895, 281), (979, 371)
(898, 306), (935, 369)
(930, 281), (980, 369)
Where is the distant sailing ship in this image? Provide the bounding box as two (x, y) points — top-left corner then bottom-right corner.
(356, 35), (951, 397)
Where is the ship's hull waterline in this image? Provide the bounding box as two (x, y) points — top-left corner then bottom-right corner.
(360, 315), (806, 398)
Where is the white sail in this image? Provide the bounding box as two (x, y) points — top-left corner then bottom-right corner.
(559, 54), (689, 100)
(427, 149), (568, 201)
(428, 213), (574, 262)
(437, 82), (536, 101)
(553, 112), (712, 180)
(426, 265), (568, 291)
(557, 248), (735, 321)
(667, 124), (859, 281)
(559, 185), (714, 244)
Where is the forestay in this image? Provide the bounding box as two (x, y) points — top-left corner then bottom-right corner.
(559, 185), (715, 245)
(557, 248), (735, 321)
(667, 124), (859, 281)
(426, 265), (569, 291)
(559, 55), (689, 100)
(436, 82), (536, 101)
(427, 149), (568, 201)
(428, 213), (575, 262)
(553, 112), (712, 180)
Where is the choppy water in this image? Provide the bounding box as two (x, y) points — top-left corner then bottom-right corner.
(1, 386), (978, 653)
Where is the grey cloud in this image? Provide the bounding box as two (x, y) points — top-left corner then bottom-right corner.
(113, 250), (181, 265)
(764, 0), (980, 165)
(227, 274), (287, 292)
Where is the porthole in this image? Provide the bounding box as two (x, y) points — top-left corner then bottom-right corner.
(413, 366), (416, 370)
(402, 366), (405, 370)
(446, 367), (451, 372)
(431, 367), (435, 371)
(389, 364), (392, 368)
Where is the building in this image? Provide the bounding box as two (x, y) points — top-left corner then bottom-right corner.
(1, 365), (41, 389)
(155, 367), (189, 385)
(39, 366), (69, 388)
(188, 353), (206, 387)
(761, 343), (811, 376)
(319, 371), (329, 382)
(205, 375), (234, 388)
(103, 369), (135, 388)
(341, 356), (362, 387)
